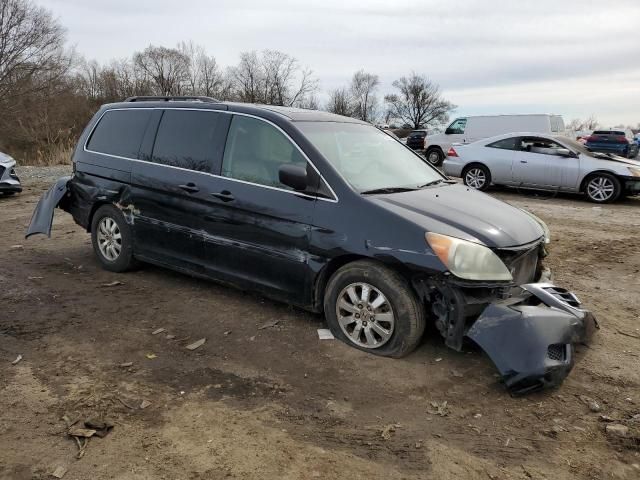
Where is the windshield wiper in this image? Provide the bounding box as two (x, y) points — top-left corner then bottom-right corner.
(361, 186), (418, 195)
(417, 179), (444, 188)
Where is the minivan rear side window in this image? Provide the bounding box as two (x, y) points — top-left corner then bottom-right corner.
(87, 109), (152, 159)
(151, 110), (226, 172)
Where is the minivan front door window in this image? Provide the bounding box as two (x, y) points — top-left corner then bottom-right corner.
(295, 122), (443, 193)
(222, 115), (307, 190)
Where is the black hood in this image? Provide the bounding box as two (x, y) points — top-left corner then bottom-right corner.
(368, 184), (544, 248)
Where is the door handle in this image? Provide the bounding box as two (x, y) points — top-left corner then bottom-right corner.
(520, 160), (528, 163)
(178, 183), (199, 193)
(211, 190), (235, 202)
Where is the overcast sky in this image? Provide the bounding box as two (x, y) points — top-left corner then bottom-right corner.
(39, 0), (640, 126)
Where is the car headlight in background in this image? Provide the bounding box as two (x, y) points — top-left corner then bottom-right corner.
(628, 166), (640, 177)
(425, 232), (513, 281)
(519, 208), (550, 244)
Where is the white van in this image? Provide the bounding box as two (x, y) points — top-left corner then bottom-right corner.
(424, 114), (565, 165)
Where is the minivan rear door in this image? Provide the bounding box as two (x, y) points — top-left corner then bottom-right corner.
(129, 108), (231, 274)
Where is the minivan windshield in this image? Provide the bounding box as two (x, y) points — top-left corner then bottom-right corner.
(296, 122), (443, 193)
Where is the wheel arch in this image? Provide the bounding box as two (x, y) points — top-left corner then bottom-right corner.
(312, 255), (416, 313)
(86, 201), (113, 232)
(579, 170), (622, 193)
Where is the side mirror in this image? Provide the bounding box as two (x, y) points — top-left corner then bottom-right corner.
(445, 128), (454, 135)
(556, 148), (574, 157)
(279, 164), (307, 191)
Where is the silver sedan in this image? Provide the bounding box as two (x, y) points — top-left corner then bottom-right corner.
(443, 132), (640, 203)
(0, 151), (22, 196)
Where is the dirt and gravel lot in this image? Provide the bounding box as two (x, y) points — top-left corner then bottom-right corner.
(1, 167), (639, 479)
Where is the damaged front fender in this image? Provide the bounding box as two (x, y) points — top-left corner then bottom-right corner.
(466, 283), (598, 395)
(25, 176), (71, 238)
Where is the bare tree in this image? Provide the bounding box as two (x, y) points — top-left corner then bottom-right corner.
(230, 49), (317, 106)
(326, 87), (352, 116)
(134, 45), (190, 95)
(567, 115), (599, 131)
(384, 73), (455, 129)
(350, 70), (379, 122)
(0, 0), (71, 106)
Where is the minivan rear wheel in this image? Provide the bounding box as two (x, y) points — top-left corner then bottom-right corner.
(91, 204), (137, 272)
(324, 260), (425, 358)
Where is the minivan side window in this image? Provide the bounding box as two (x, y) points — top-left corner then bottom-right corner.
(151, 110), (225, 172)
(87, 109), (152, 159)
(447, 118), (467, 134)
(487, 137), (519, 150)
(221, 115), (307, 190)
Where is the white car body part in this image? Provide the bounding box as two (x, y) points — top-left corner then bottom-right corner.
(424, 114), (565, 165)
(443, 132), (640, 202)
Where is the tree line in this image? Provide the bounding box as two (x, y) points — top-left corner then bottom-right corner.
(0, 0), (457, 165)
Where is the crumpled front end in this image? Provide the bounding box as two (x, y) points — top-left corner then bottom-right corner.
(466, 283), (598, 395)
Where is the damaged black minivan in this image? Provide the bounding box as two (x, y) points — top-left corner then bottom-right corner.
(27, 97), (597, 394)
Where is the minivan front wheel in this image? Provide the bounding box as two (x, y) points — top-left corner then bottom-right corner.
(324, 260), (425, 358)
(91, 204), (137, 272)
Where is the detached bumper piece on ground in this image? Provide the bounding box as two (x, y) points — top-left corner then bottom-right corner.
(466, 283), (598, 395)
(0, 154), (22, 195)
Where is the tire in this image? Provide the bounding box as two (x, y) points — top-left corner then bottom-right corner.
(323, 260), (425, 358)
(584, 173), (621, 203)
(462, 164), (491, 191)
(90, 204), (137, 272)
(426, 148), (444, 166)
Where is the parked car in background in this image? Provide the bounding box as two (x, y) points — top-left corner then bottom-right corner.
(425, 114), (565, 166)
(584, 129), (639, 158)
(406, 129), (427, 150)
(0, 151), (22, 196)
(443, 132), (640, 203)
(26, 97), (596, 394)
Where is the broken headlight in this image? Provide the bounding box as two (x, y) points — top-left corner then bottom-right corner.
(425, 232), (513, 281)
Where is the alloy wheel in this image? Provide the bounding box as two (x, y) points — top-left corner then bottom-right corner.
(587, 176), (615, 202)
(427, 151), (441, 165)
(97, 217), (122, 261)
(465, 168), (486, 189)
(335, 282), (395, 349)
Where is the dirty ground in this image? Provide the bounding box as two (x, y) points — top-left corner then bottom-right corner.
(1, 169), (639, 479)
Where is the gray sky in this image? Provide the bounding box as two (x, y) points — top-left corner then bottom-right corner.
(40, 0), (640, 126)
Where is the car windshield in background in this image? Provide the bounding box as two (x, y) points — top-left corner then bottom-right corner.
(296, 122), (442, 192)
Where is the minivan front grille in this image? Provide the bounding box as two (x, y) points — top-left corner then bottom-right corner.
(547, 344), (567, 362)
(495, 244), (541, 285)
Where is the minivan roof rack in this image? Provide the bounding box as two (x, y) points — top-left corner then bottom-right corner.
(124, 96), (221, 103)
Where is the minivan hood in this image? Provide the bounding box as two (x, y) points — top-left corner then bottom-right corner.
(368, 184), (544, 248)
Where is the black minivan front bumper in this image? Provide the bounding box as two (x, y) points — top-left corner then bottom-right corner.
(466, 283), (597, 395)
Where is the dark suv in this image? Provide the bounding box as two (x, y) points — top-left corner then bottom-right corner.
(27, 96), (596, 394)
(585, 130), (639, 158)
(406, 129), (427, 150)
